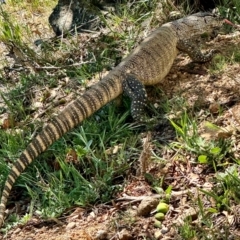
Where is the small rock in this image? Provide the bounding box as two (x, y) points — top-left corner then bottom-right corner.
(154, 230), (162, 239)
(13, 228), (21, 234)
(161, 226), (169, 234)
(209, 102), (220, 114)
(66, 221), (76, 230)
(154, 103), (159, 108)
(118, 229), (133, 240)
(95, 229), (108, 240)
(52, 227), (60, 233)
(137, 197), (159, 217)
(32, 101), (43, 109)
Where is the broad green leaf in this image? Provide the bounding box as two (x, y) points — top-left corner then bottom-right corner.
(198, 155), (208, 163)
(210, 147), (221, 155)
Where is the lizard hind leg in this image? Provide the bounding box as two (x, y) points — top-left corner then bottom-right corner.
(177, 39), (217, 63)
(123, 74), (147, 121)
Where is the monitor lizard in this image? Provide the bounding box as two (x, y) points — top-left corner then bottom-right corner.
(0, 12), (230, 227)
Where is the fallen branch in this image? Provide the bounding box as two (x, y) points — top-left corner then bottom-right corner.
(116, 189), (191, 202)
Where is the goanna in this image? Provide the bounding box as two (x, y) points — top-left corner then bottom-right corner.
(0, 12), (229, 227)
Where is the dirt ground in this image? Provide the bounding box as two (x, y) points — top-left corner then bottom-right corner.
(0, 6), (240, 240)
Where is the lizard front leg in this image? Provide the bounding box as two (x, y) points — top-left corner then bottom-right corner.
(177, 39), (216, 63)
(123, 74), (147, 121)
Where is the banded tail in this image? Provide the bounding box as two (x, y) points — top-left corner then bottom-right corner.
(0, 74), (123, 227)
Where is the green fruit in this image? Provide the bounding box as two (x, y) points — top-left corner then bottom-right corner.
(156, 202), (169, 213)
(154, 212), (165, 221)
(153, 220), (162, 228)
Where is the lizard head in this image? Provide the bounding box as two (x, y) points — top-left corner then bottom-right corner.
(192, 11), (235, 32)
(172, 11), (234, 40)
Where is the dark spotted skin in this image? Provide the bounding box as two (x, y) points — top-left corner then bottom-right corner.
(177, 39), (216, 62)
(0, 12), (225, 227)
(123, 74), (147, 120)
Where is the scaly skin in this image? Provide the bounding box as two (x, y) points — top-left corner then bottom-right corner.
(0, 12), (225, 227)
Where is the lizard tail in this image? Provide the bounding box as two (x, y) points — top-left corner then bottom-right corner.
(0, 76), (122, 227)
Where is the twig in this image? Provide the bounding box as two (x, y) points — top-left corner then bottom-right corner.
(33, 60), (95, 70)
(116, 190), (191, 202)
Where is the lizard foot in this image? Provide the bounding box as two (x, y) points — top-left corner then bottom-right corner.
(123, 74), (147, 121)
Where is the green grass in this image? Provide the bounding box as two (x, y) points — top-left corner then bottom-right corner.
(169, 111), (232, 167)
(0, 102), (139, 228)
(177, 166), (240, 239)
(0, 0), (155, 229)
(0, 0), (240, 237)
(218, 0), (240, 22)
